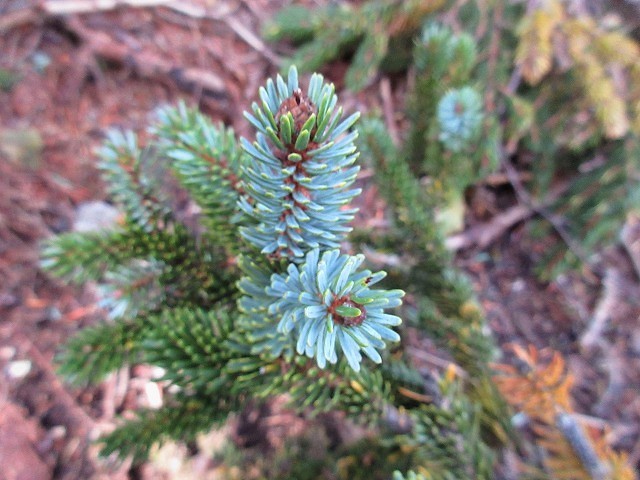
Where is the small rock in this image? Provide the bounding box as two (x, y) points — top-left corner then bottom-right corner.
(31, 52), (51, 74)
(73, 201), (120, 232)
(144, 382), (163, 410)
(5, 360), (32, 379)
(45, 306), (62, 322)
(511, 278), (526, 293)
(36, 425), (66, 454)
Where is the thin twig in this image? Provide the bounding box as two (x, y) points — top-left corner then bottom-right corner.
(379, 77), (399, 146)
(446, 204), (533, 251)
(1, 0), (282, 66)
(405, 346), (468, 378)
(593, 342), (627, 418)
(501, 155), (593, 269)
(66, 16), (227, 97)
(222, 15), (281, 65)
(12, 332), (97, 437)
(0, 0), (172, 31)
(580, 268), (623, 351)
(42, 0), (173, 15)
(446, 178), (571, 251)
(620, 215), (640, 280)
(555, 413), (609, 480)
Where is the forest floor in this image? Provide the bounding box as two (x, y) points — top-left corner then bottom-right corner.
(1, 1), (639, 479)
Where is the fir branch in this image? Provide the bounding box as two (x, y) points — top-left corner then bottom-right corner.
(43, 226), (236, 317)
(357, 118), (441, 250)
(153, 102), (245, 249)
(236, 254), (294, 359)
(124, 222), (237, 308)
(358, 119), (496, 370)
(41, 230), (137, 284)
(99, 394), (236, 464)
(96, 257), (165, 320)
(43, 66), (412, 466)
(345, 24), (389, 90)
(98, 129), (171, 232)
(381, 358), (439, 407)
(237, 243), (407, 379)
(264, 4), (364, 74)
(287, 360), (394, 422)
(409, 296), (494, 377)
(401, 384), (496, 480)
(226, 355), (396, 426)
(56, 315), (147, 386)
(142, 307), (241, 396)
(358, 116), (511, 449)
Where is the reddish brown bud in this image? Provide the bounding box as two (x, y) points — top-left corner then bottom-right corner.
(330, 297), (367, 327)
(276, 89), (317, 133)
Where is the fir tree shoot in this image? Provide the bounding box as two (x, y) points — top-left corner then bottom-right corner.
(238, 66), (361, 261)
(266, 248), (404, 371)
(237, 66), (404, 373)
(436, 87), (483, 153)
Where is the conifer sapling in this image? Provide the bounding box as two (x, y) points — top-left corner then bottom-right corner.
(41, 67), (406, 461)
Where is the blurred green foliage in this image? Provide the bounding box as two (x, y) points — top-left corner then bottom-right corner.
(264, 0), (640, 477)
(268, 0), (640, 277)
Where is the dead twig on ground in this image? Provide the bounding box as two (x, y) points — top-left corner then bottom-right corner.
(483, 171), (532, 187)
(580, 268), (623, 351)
(0, 0), (171, 32)
(65, 16), (227, 98)
(1, 0), (281, 66)
(41, 0), (174, 15)
(620, 215), (640, 280)
(446, 177), (572, 252)
(593, 341), (627, 418)
(12, 331), (96, 437)
(501, 155), (595, 272)
(220, 15), (281, 66)
(446, 204), (532, 251)
(380, 77), (399, 146)
(405, 346), (468, 378)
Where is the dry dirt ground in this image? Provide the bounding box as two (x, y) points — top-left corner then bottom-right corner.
(1, 1), (639, 479)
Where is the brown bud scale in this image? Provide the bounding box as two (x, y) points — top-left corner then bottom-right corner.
(276, 89), (317, 134)
(329, 297), (367, 328)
